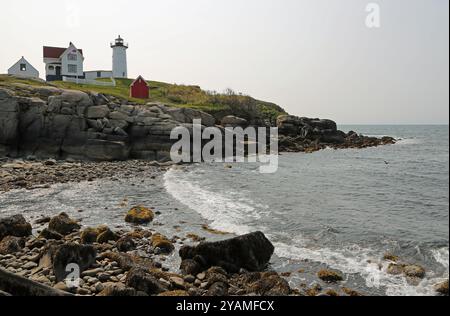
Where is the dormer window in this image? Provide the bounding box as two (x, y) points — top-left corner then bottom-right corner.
(68, 53), (77, 61)
(20, 64), (27, 71)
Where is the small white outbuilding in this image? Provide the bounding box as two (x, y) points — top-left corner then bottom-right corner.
(8, 57), (40, 79)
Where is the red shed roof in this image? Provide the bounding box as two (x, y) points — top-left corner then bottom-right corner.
(131, 76), (149, 87)
(43, 46), (83, 59)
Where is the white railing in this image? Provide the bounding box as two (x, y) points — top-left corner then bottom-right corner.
(62, 76), (116, 87)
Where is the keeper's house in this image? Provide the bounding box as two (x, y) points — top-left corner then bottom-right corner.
(43, 42), (84, 81)
(8, 57), (39, 79)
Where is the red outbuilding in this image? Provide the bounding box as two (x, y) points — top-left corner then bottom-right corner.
(130, 75), (149, 99)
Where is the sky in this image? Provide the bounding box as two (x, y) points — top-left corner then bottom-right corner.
(1, 0), (448, 124)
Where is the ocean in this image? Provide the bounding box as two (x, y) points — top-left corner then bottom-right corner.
(1, 125), (448, 296)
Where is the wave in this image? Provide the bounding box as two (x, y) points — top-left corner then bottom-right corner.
(273, 237), (447, 296)
(163, 168), (266, 235)
(163, 166), (447, 296)
(395, 138), (422, 146)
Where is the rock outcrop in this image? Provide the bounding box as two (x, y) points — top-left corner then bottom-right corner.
(276, 115), (396, 152)
(179, 231), (274, 273)
(1, 82), (396, 161)
(0, 86), (195, 161)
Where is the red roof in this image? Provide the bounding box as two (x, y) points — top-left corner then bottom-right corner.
(43, 46), (83, 59)
(131, 76), (149, 87)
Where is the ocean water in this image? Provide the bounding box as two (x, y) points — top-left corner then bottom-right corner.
(1, 125), (448, 296)
(163, 125), (449, 296)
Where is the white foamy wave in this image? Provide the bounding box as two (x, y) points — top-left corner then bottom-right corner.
(432, 247), (449, 274)
(395, 138), (422, 146)
(273, 238), (445, 296)
(163, 168), (265, 235)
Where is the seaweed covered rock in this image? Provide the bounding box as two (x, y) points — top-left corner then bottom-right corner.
(151, 233), (174, 254)
(434, 280), (449, 296)
(403, 265), (426, 279)
(317, 269), (343, 283)
(0, 236), (25, 255)
(80, 227), (100, 244)
(0, 214), (32, 240)
(248, 272), (291, 296)
(39, 228), (64, 241)
(125, 206), (154, 224)
(179, 231), (274, 273)
(80, 225), (118, 244)
(96, 227), (119, 244)
(116, 236), (136, 252)
(180, 259), (203, 276)
(48, 213), (80, 236)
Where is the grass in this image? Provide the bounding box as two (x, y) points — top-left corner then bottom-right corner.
(0, 74), (286, 123)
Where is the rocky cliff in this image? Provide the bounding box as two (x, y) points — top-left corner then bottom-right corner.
(0, 78), (395, 161)
(0, 84), (218, 161)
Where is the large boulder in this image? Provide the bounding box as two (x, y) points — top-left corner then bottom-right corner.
(179, 232), (274, 273)
(61, 90), (93, 107)
(0, 214), (32, 240)
(48, 212), (81, 236)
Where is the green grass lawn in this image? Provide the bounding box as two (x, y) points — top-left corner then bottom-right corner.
(0, 75), (286, 123)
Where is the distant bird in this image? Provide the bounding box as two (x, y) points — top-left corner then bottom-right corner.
(384, 160), (390, 165)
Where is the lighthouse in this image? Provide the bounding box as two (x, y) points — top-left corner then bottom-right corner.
(111, 35), (128, 78)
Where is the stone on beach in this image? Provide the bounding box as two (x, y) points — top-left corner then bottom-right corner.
(434, 280), (449, 296)
(48, 213), (81, 236)
(0, 236), (25, 255)
(125, 268), (168, 295)
(125, 206), (154, 224)
(179, 231), (274, 273)
(317, 269), (343, 283)
(151, 233), (174, 254)
(0, 215), (32, 240)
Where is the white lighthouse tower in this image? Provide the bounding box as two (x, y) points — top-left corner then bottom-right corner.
(111, 35), (128, 78)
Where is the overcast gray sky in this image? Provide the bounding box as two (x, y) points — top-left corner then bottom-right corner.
(1, 0), (448, 124)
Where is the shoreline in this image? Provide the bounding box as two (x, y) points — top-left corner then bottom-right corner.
(1, 159), (448, 296)
(0, 160), (448, 296)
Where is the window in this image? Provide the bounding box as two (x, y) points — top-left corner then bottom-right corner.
(68, 64), (77, 73)
(97, 71), (101, 78)
(68, 53), (77, 61)
(48, 65), (54, 70)
(20, 64), (26, 71)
